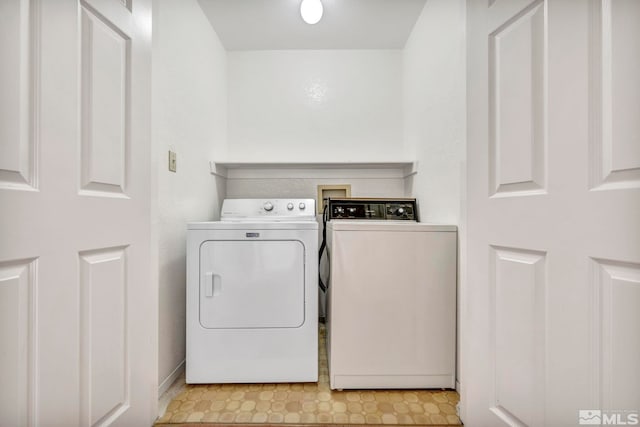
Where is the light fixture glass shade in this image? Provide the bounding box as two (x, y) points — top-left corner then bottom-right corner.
(300, 0), (323, 25)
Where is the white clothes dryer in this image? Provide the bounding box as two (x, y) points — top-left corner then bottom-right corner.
(186, 199), (318, 383)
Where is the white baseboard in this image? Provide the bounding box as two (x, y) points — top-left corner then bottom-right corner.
(157, 360), (186, 418)
(158, 360), (185, 396)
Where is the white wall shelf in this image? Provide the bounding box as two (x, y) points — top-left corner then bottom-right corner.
(209, 161), (418, 179)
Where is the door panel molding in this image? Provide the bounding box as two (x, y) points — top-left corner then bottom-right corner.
(0, 258), (38, 427)
(79, 4), (131, 198)
(0, 0), (39, 191)
(590, 258), (640, 410)
(79, 247), (130, 426)
(589, 0), (640, 191)
(490, 246), (546, 426)
(489, 0), (547, 198)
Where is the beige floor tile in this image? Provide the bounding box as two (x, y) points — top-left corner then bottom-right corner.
(333, 413), (349, 423)
(366, 413), (382, 424)
(169, 411), (188, 423)
(347, 401), (362, 413)
(317, 412), (332, 423)
(317, 401), (332, 412)
(268, 413), (284, 423)
(251, 412), (268, 423)
(193, 400), (210, 412)
(424, 402), (441, 414)
(219, 412), (235, 423)
(439, 402), (457, 415)
(186, 411), (204, 422)
(235, 411), (252, 422)
(300, 412), (317, 423)
(210, 400), (226, 411)
(447, 414), (462, 424)
(433, 392), (449, 403)
(201, 411), (219, 422)
(349, 413), (365, 424)
(398, 413), (415, 424)
(430, 413), (448, 424)
(414, 413), (431, 424)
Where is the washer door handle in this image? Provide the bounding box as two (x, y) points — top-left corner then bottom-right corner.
(205, 272), (222, 297)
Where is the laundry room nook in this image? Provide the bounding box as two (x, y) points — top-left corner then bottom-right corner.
(152, 0), (466, 425)
(2, 0), (639, 426)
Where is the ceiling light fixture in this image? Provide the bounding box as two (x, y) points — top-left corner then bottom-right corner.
(300, 0), (323, 25)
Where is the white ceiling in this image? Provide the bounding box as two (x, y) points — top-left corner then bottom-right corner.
(197, 0), (428, 50)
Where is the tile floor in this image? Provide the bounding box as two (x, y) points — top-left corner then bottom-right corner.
(156, 327), (461, 426)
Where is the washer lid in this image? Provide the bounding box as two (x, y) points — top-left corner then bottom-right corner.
(221, 198), (316, 221)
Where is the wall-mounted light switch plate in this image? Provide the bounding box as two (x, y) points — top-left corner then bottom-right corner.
(168, 150), (177, 172)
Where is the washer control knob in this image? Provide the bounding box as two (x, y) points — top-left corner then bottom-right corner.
(287, 203), (294, 210)
(299, 202), (306, 210)
(263, 202), (274, 212)
(396, 208), (405, 216)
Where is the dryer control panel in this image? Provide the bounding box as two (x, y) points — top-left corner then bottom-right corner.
(221, 198), (316, 221)
(325, 198), (417, 221)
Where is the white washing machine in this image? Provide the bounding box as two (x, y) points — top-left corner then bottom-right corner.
(186, 198), (318, 383)
(322, 198), (457, 390)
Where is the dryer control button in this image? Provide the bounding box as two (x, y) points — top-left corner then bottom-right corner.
(263, 202), (274, 211)
(287, 203), (294, 210)
(299, 202), (306, 210)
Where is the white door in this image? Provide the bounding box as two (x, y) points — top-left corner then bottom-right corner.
(465, 1), (640, 426)
(0, 0), (155, 426)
